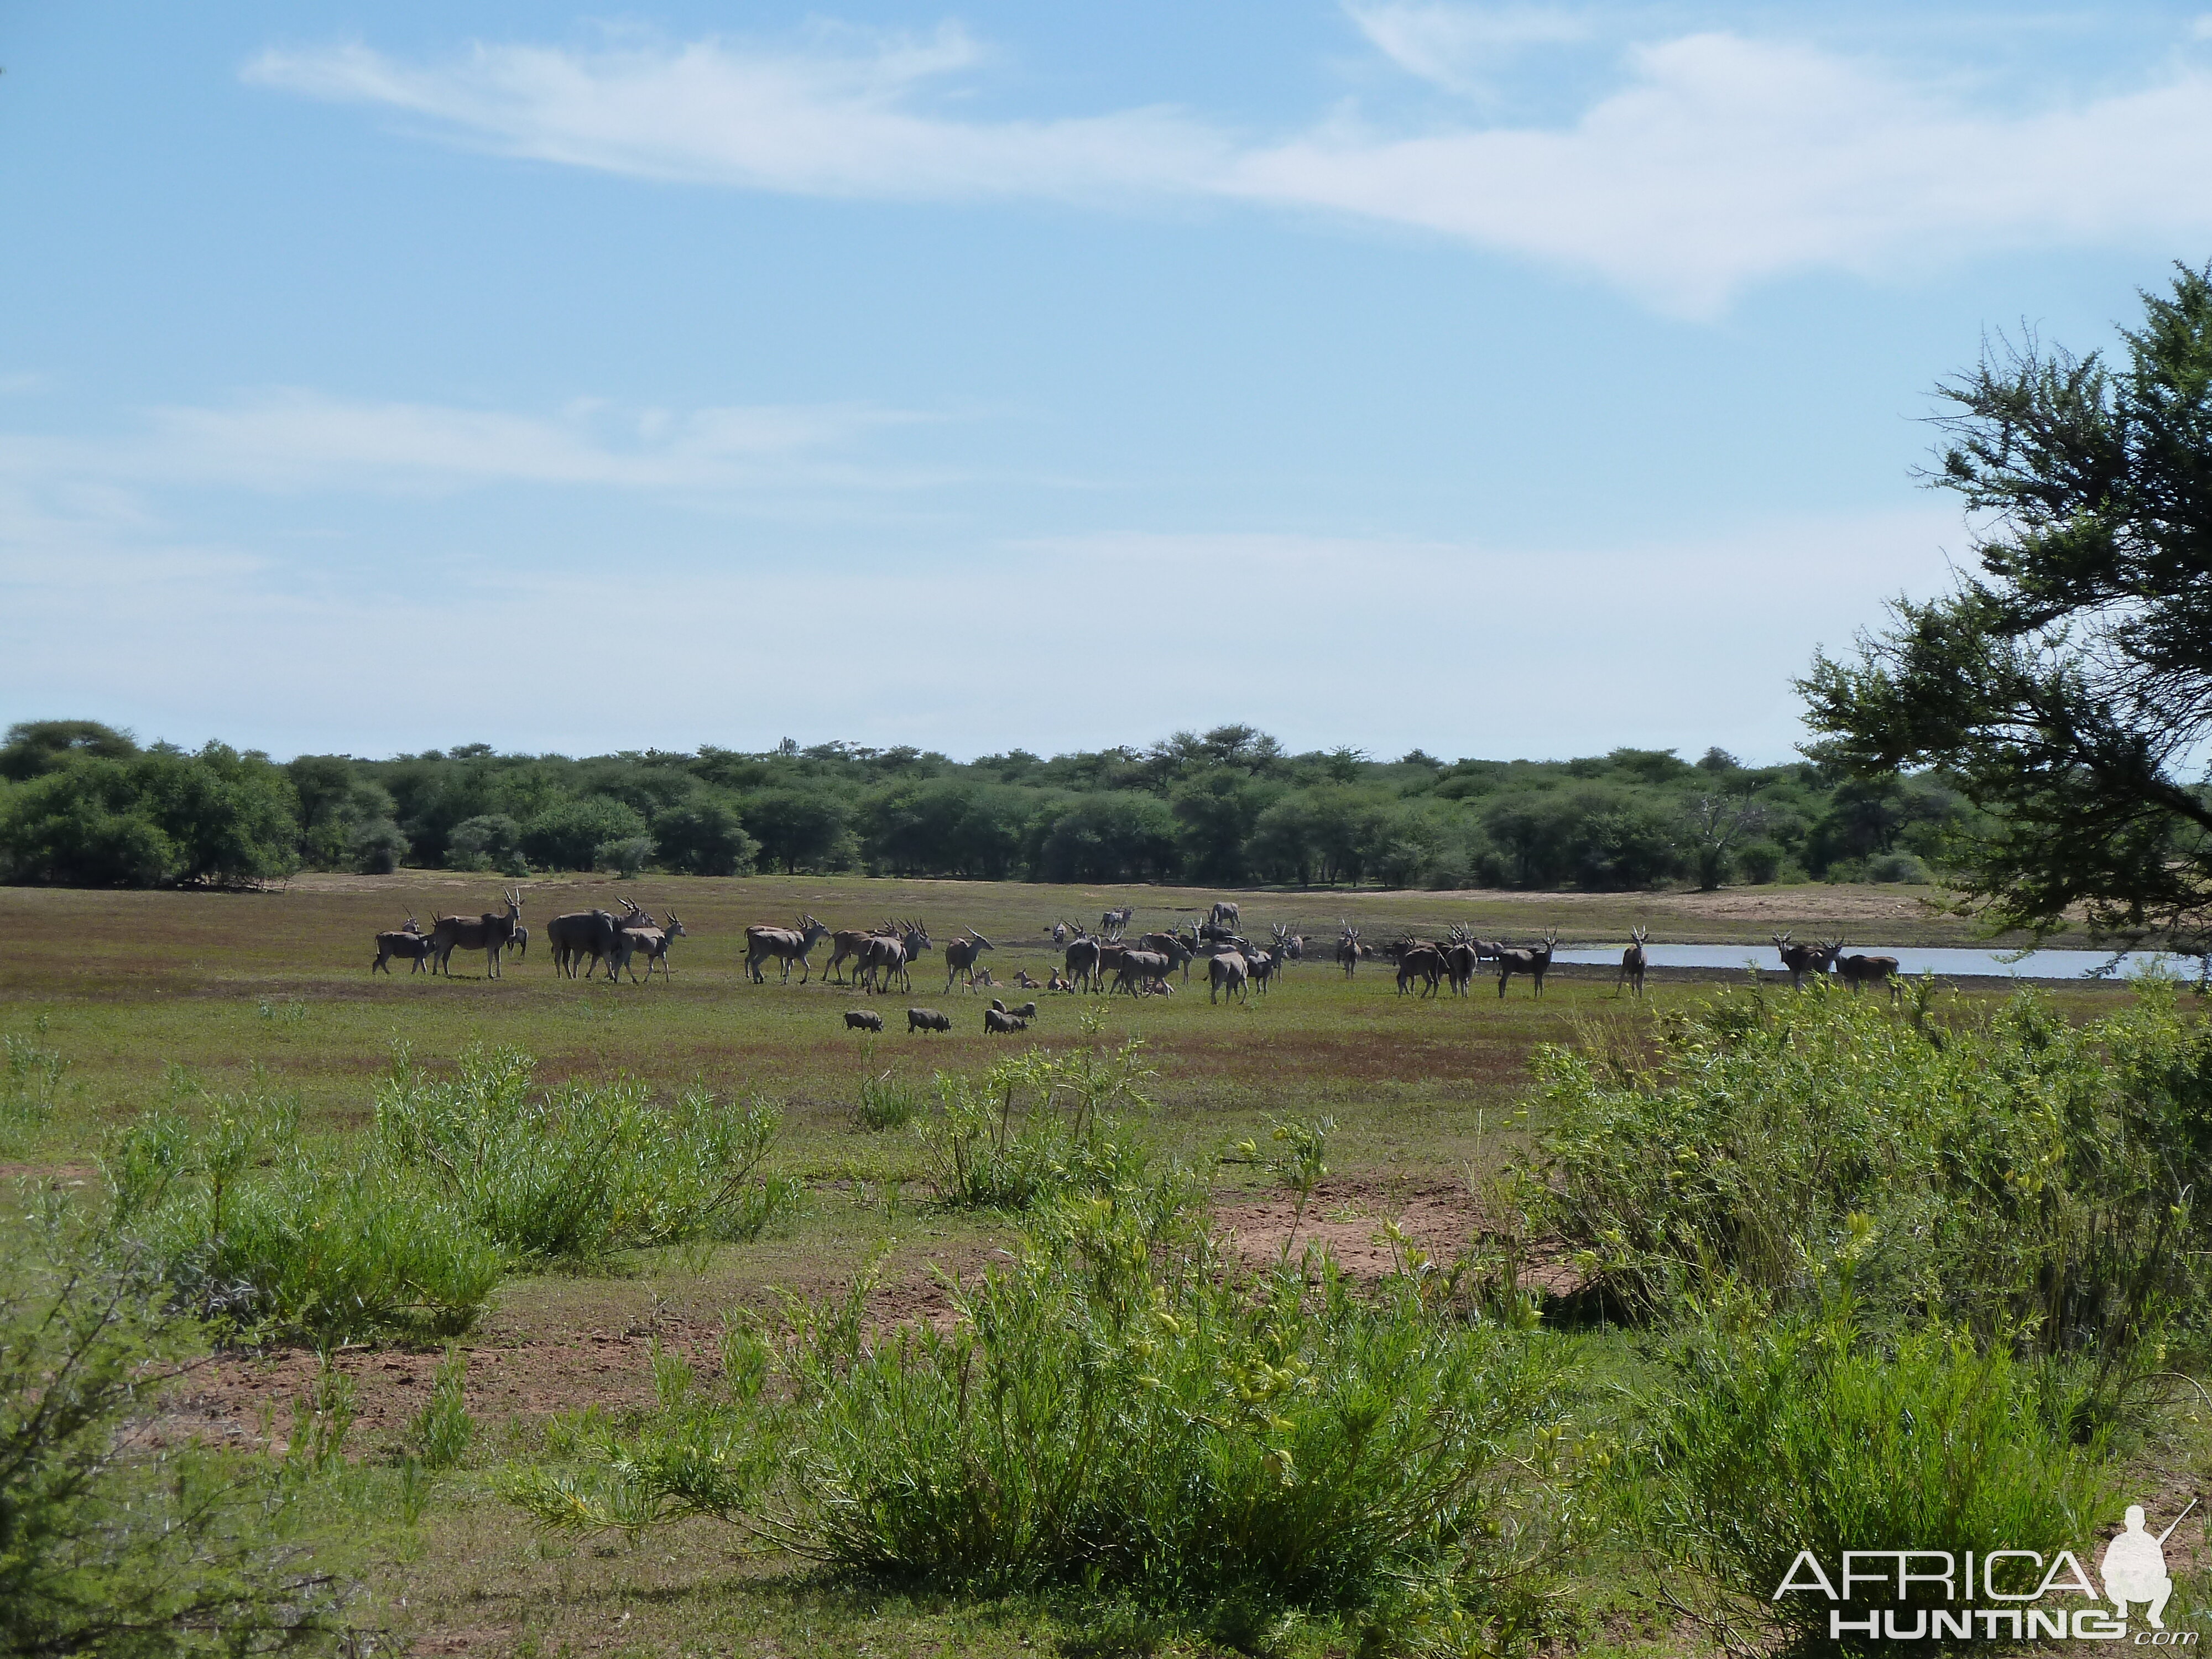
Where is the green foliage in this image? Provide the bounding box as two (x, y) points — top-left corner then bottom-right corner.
(2, 1016), (68, 1144)
(0, 718), (138, 781)
(520, 796), (647, 872)
(852, 1063), (926, 1132)
(0, 1206), (346, 1655)
(594, 834), (655, 877)
(0, 742), (300, 888)
(446, 812), (525, 873)
(374, 1047), (796, 1265)
(653, 794), (758, 876)
(1622, 1291), (2115, 1651)
(1524, 980), (2212, 1359)
(502, 1185), (1584, 1652)
(915, 1025), (1166, 1212)
(409, 1345), (476, 1471)
(103, 1091), (503, 1346)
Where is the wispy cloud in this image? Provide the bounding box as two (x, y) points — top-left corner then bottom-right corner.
(1343, 2), (1595, 93)
(0, 390), (938, 497)
(247, 24), (2212, 315)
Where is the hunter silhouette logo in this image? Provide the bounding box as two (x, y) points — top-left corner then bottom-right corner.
(2104, 1500), (2193, 1631)
(1773, 1498), (2200, 1642)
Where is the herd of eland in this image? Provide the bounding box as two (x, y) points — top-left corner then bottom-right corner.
(367, 891), (1915, 1012)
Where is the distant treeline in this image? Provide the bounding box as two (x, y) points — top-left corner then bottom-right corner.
(0, 719), (1969, 893)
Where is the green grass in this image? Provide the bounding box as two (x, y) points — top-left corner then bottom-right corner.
(0, 872), (2177, 1657)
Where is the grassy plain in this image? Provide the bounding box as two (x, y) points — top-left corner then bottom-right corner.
(0, 873), (2152, 1656)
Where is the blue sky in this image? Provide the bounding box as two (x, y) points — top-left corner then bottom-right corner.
(4, 3), (2210, 764)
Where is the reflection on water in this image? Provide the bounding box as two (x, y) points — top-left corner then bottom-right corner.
(1547, 944), (2205, 982)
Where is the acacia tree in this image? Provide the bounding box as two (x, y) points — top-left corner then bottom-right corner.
(1800, 265), (2212, 954)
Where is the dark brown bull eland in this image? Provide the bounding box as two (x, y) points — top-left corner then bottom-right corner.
(1837, 946), (1902, 1001)
(371, 916), (435, 974)
(1617, 926), (1648, 999)
(745, 914), (830, 984)
(1396, 943), (1446, 998)
(548, 908), (619, 978)
(432, 890), (523, 978)
(1773, 932), (1843, 989)
(1495, 928), (1558, 999)
(1208, 951), (1249, 1004)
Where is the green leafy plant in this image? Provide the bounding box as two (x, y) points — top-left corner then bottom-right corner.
(408, 1345), (475, 1472)
(853, 1060), (926, 1133)
(2, 1016), (68, 1140)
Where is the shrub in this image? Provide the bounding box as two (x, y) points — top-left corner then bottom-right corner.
(2, 1018), (68, 1142)
(1866, 849), (1932, 884)
(1622, 1291), (2115, 1651)
(409, 1345), (475, 1470)
(104, 1095), (503, 1346)
(348, 818), (409, 874)
(447, 813), (525, 873)
(853, 1067), (926, 1132)
(519, 797), (648, 872)
(503, 1186), (1583, 1651)
(1, 1207), (347, 1655)
(1523, 982), (2212, 1359)
(915, 1029), (1162, 1211)
(654, 796), (758, 877)
(374, 1047), (797, 1266)
(595, 835), (655, 877)
(1733, 839), (1785, 884)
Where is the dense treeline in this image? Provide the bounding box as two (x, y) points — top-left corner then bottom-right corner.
(0, 718), (1968, 891)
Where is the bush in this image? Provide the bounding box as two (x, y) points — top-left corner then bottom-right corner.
(503, 1185), (1582, 1651)
(1866, 849), (1931, 884)
(916, 1030), (1162, 1211)
(595, 835), (655, 877)
(1, 1207), (346, 1655)
(1623, 1292), (2115, 1651)
(2, 1018), (68, 1144)
(654, 796), (758, 877)
(374, 1047), (796, 1266)
(447, 813), (525, 874)
(0, 744), (300, 889)
(853, 1066), (926, 1133)
(1733, 840), (1785, 884)
(1523, 982), (2212, 1358)
(105, 1093), (503, 1346)
(519, 797), (648, 872)
(410, 1345), (475, 1470)
(348, 818), (409, 874)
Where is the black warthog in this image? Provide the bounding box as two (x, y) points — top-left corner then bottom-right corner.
(844, 1009), (885, 1032)
(907, 1008), (952, 1034)
(983, 1007), (1028, 1034)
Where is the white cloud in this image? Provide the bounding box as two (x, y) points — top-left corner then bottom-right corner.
(1344, 2), (1595, 93)
(0, 390), (937, 497)
(246, 25), (2212, 315)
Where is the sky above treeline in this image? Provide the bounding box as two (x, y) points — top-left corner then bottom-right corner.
(5, 2), (2211, 765)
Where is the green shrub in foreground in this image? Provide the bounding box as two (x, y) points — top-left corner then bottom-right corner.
(1, 1206), (345, 1655)
(105, 1096), (502, 1345)
(1525, 980), (2212, 1356)
(502, 1183), (1585, 1653)
(1621, 1289), (2116, 1653)
(375, 1047), (797, 1265)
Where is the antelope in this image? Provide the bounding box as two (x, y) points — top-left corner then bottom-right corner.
(973, 967), (997, 988)
(825, 920), (898, 985)
(1209, 899), (1240, 931)
(1065, 932), (1103, 992)
(745, 914), (831, 984)
(1837, 946), (1902, 1001)
(1050, 920), (1072, 945)
(1336, 921), (1361, 977)
(1047, 972), (1073, 993)
(509, 925), (529, 962)
(1101, 904), (1136, 932)
(943, 928), (995, 993)
(856, 921), (931, 995)
(1111, 950), (1172, 997)
(1013, 970), (1040, 989)
(614, 910), (688, 983)
(983, 1007), (1028, 1035)
(1248, 947), (1283, 995)
(907, 1008), (951, 1034)
(1442, 926), (1480, 997)
(1617, 926), (1648, 999)
(1496, 929), (1559, 999)
(1208, 952), (1250, 1004)
(844, 1009), (885, 1033)
(432, 890), (523, 978)
(546, 909), (620, 979)
(371, 916), (436, 974)
(1773, 932), (1843, 989)
(1396, 944), (1446, 998)
(1134, 931), (1197, 981)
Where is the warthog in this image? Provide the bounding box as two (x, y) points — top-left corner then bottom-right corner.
(1773, 932), (1843, 989)
(1208, 952), (1249, 1004)
(1837, 947), (1902, 1000)
(1010, 1000), (1039, 1021)
(907, 1008), (952, 1034)
(432, 890), (523, 978)
(745, 914), (831, 984)
(844, 1009), (885, 1032)
(1618, 926), (1649, 998)
(944, 928), (995, 993)
(983, 1007), (1029, 1034)
(1496, 929), (1559, 999)
(371, 916), (436, 974)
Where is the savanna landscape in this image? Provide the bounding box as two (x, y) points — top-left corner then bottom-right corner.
(6, 865), (2208, 1656)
